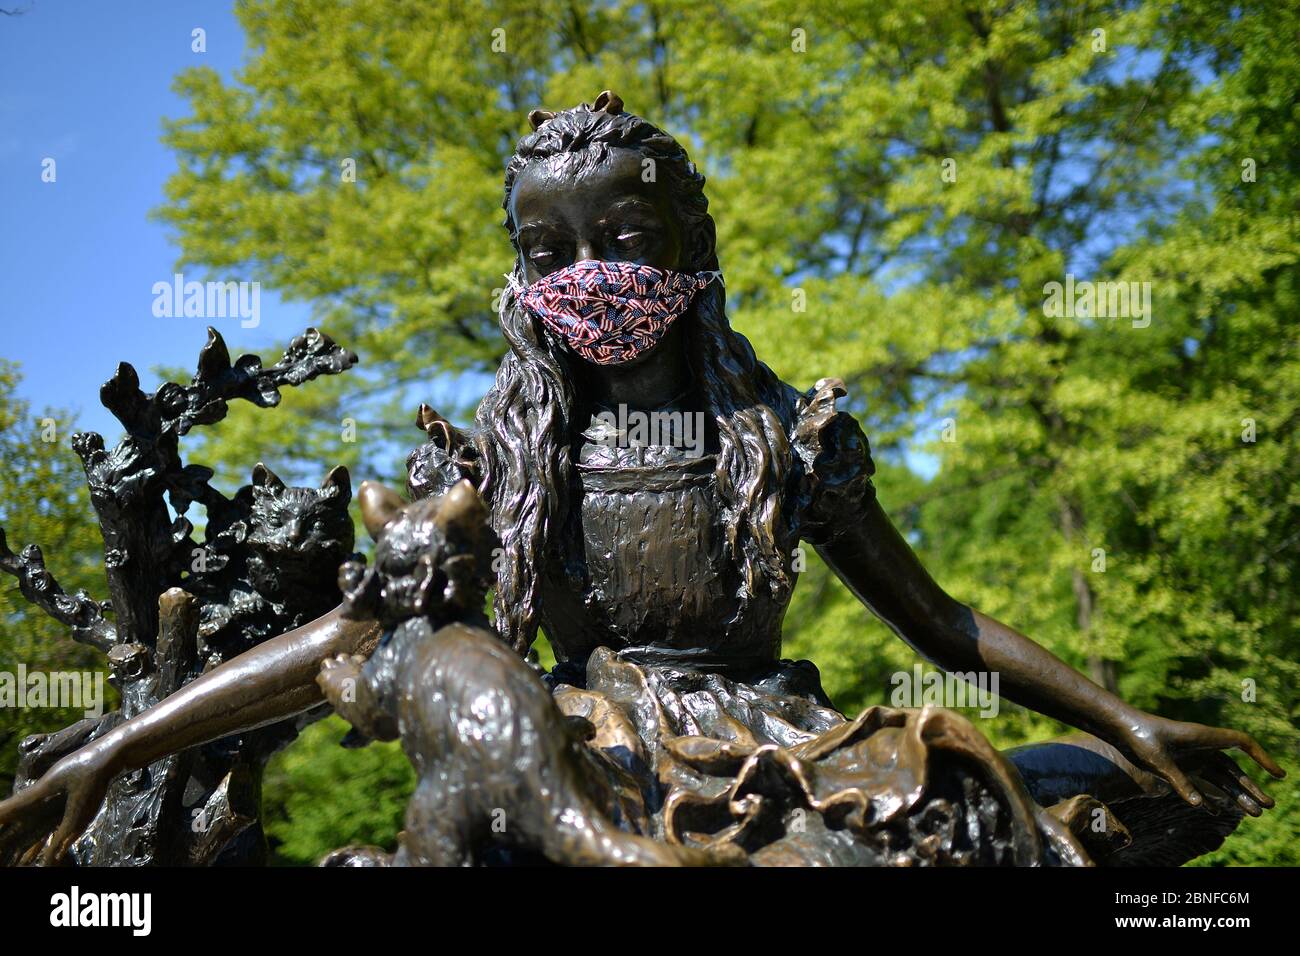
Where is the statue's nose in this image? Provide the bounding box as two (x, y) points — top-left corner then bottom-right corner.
(575, 238), (598, 263)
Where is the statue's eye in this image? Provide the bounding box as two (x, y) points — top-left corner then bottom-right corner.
(528, 247), (558, 265)
(611, 229), (648, 255)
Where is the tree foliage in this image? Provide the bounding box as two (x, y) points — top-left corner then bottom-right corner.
(0, 365), (114, 793)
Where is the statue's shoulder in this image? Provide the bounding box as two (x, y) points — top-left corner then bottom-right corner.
(787, 377), (877, 545)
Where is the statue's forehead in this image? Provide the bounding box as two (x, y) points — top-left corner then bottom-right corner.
(511, 147), (662, 216)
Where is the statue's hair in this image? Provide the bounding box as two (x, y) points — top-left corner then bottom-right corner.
(475, 99), (799, 654)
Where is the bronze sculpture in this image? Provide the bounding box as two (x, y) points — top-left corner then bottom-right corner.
(0, 92), (1283, 866)
(0, 328), (358, 864)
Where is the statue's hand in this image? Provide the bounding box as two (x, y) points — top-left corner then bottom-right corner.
(317, 653), (367, 715)
(1117, 713), (1284, 814)
(317, 653), (397, 741)
(0, 744), (115, 865)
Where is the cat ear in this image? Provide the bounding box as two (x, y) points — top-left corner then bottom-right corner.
(434, 479), (488, 540)
(321, 465), (351, 501)
(416, 403), (462, 452)
(592, 90), (623, 114)
(358, 481), (405, 541)
(527, 108), (556, 131)
(252, 462), (286, 493)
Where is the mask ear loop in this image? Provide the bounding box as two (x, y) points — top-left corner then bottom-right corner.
(502, 271), (525, 319)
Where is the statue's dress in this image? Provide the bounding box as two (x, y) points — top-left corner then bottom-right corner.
(408, 381), (1092, 865)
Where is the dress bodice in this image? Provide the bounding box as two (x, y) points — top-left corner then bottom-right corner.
(538, 434), (782, 667)
(405, 377), (876, 670)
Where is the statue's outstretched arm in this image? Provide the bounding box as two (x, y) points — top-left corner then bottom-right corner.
(815, 495), (1283, 812)
(0, 603), (382, 864)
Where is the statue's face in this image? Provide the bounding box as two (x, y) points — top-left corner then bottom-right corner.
(510, 147), (684, 284)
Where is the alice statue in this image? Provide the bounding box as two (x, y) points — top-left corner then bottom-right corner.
(1, 92), (1282, 867)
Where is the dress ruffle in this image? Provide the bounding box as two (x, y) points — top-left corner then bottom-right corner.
(551, 647), (1091, 866)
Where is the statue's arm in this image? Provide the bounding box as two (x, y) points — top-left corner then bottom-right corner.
(815, 496), (1134, 739)
(108, 603), (382, 770)
(0, 604), (382, 863)
(814, 496), (1282, 806)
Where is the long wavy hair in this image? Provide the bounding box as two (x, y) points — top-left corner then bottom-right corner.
(473, 99), (801, 654)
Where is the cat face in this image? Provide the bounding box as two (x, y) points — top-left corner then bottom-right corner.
(339, 480), (499, 626)
(244, 463), (355, 573)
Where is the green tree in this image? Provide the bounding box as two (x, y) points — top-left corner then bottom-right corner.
(261, 715), (414, 866)
(153, 0), (1298, 863)
(0, 363), (114, 793)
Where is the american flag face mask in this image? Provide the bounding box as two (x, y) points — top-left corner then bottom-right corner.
(508, 259), (722, 365)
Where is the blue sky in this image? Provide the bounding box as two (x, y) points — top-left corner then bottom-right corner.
(0, 0), (312, 439)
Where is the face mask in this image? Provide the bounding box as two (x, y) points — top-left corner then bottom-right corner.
(509, 259), (721, 365)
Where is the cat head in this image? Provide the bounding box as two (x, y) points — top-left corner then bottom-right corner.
(242, 462), (355, 579)
(338, 479), (499, 628)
